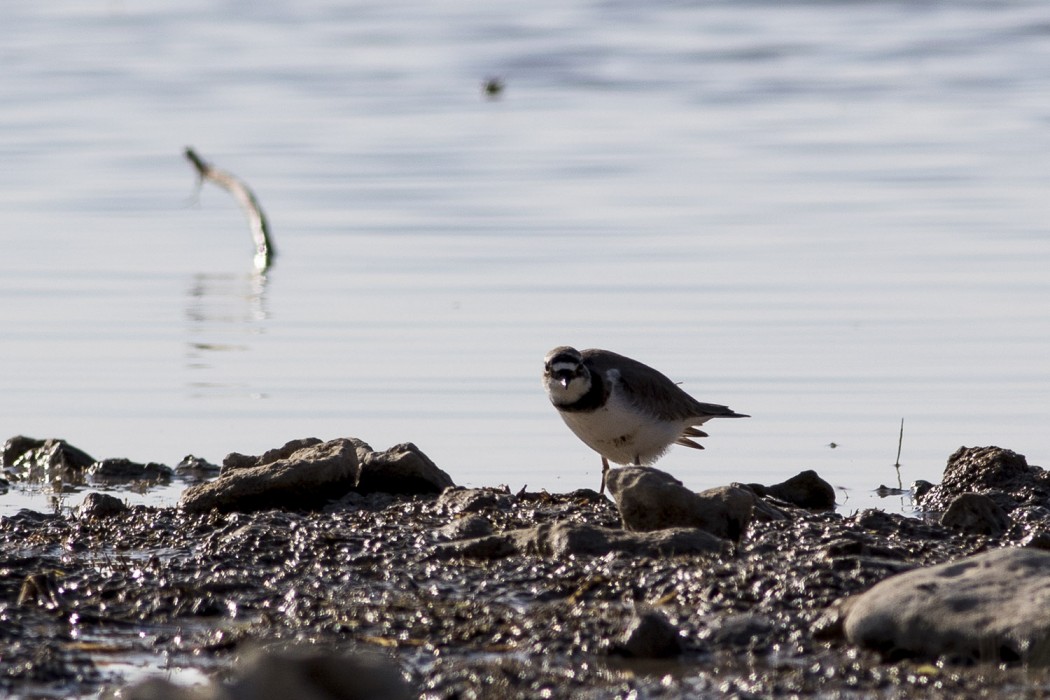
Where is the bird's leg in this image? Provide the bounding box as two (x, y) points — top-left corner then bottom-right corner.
(600, 456), (610, 495)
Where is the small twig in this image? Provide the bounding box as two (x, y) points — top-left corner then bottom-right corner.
(894, 418), (904, 489)
(184, 147), (275, 271)
(894, 418), (904, 468)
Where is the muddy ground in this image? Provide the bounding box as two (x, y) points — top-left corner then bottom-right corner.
(3, 469), (1050, 699)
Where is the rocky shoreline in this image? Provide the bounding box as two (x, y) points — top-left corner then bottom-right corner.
(3, 437), (1050, 698)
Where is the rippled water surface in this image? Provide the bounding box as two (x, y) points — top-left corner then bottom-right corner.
(2, 0), (1049, 516)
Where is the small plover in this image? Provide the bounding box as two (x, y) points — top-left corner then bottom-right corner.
(543, 346), (748, 493)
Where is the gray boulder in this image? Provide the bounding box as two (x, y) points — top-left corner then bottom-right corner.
(606, 467), (754, 540)
(842, 547), (1050, 664)
(181, 438), (359, 513)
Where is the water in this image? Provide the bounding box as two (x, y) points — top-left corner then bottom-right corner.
(2, 0), (1049, 518)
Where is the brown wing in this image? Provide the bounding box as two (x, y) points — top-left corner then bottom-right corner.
(581, 348), (748, 424)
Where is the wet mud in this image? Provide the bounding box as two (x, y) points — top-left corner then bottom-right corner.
(3, 441), (1050, 697)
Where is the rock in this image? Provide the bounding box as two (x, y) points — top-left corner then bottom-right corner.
(3, 436), (95, 480)
(613, 608), (683, 658)
(3, 435), (44, 467)
(822, 532), (908, 561)
(198, 436), (451, 506)
(535, 522), (728, 558)
(917, 446), (1050, 512)
(180, 438), (360, 513)
(17, 571), (63, 609)
(701, 613), (774, 650)
(111, 677), (210, 700)
(563, 488), (606, 503)
(2, 509), (58, 527)
(1021, 531), (1050, 551)
(223, 438), (324, 473)
(78, 492), (128, 519)
(436, 521), (728, 560)
(435, 515), (494, 541)
(324, 491), (395, 512)
(87, 458), (173, 483)
(437, 487), (513, 514)
(747, 495), (792, 522)
(1011, 504), (1050, 528)
(345, 438), (376, 464)
(435, 533), (518, 559)
(939, 492), (1011, 536)
(911, 479), (935, 501)
(225, 645), (414, 700)
(175, 455), (222, 479)
(745, 470), (836, 510)
(357, 442), (454, 495)
(114, 645), (413, 700)
(606, 467), (754, 540)
(559, 522), (725, 558)
(842, 547), (1050, 664)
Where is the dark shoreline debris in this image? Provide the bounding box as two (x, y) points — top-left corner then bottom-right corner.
(3, 439), (1050, 697)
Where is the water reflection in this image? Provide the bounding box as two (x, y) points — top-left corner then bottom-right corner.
(184, 270), (271, 398)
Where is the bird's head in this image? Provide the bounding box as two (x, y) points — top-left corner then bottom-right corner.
(543, 346), (590, 401)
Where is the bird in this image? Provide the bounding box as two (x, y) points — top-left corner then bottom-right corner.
(542, 346), (748, 493)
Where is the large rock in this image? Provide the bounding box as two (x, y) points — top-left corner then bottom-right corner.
(180, 438), (359, 513)
(916, 446), (1050, 512)
(842, 547), (1050, 665)
(606, 467), (754, 540)
(182, 438), (454, 512)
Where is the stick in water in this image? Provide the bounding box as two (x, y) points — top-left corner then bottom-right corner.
(894, 418), (904, 468)
(184, 147), (275, 271)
